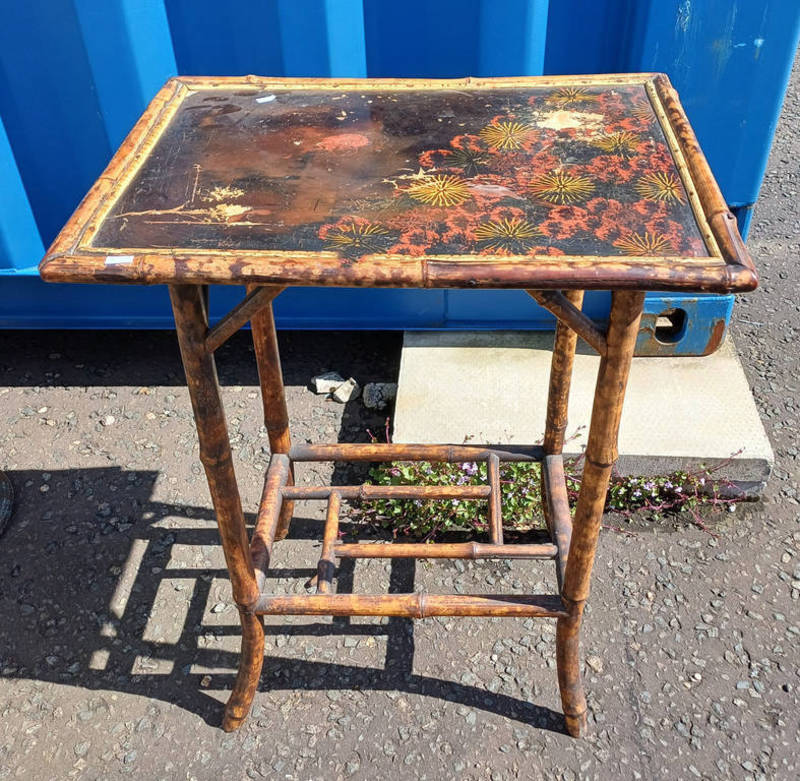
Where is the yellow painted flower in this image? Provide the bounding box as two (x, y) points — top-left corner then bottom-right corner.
(613, 231), (673, 255)
(594, 131), (640, 156)
(529, 171), (595, 204)
(406, 174), (471, 207)
(474, 218), (542, 252)
(325, 222), (389, 253)
(479, 120), (532, 151)
(631, 98), (654, 123)
(634, 172), (686, 204)
(547, 87), (597, 106)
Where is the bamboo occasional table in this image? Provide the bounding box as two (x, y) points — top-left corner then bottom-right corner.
(40, 74), (756, 736)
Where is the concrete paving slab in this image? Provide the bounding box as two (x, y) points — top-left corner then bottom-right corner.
(394, 332), (773, 493)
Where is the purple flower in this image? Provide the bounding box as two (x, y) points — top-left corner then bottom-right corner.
(460, 461), (478, 476)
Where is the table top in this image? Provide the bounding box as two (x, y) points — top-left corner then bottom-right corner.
(40, 74), (756, 293)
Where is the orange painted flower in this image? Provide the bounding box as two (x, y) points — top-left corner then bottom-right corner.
(387, 226), (438, 256)
(539, 204), (591, 240)
(585, 197), (644, 242)
(450, 133), (485, 152)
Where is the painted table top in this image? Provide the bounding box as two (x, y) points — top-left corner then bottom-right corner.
(40, 75), (755, 293)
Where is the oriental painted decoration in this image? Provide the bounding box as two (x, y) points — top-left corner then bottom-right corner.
(90, 84), (712, 261)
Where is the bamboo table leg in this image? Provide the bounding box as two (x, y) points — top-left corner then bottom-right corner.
(248, 285), (295, 540)
(541, 289), (584, 590)
(170, 281), (643, 736)
(170, 284), (264, 731)
(543, 289), (585, 457)
(555, 290), (645, 736)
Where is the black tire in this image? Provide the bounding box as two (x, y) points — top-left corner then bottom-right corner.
(0, 471), (13, 538)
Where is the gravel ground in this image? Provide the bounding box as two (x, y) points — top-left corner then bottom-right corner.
(2, 60), (799, 780)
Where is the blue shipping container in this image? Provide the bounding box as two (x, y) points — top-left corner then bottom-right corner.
(0, 1), (798, 355)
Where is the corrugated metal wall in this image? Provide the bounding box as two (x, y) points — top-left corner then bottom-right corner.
(1, 1), (798, 346)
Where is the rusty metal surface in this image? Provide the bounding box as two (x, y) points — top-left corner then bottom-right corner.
(634, 294), (734, 356)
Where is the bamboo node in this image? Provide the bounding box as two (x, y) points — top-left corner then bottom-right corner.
(584, 456), (615, 470)
(559, 596), (585, 616)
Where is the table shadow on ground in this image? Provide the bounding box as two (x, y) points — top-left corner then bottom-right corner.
(0, 467), (565, 734)
(0, 329), (403, 389)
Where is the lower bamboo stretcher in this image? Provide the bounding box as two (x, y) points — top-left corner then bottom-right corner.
(334, 542), (557, 559)
(249, 444), (571, 621)
(254, 593), (568, 618)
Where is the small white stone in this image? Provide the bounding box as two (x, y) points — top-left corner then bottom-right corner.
(311, 371), (345, 394)
(585, 655), (604, 673)
(362, 382), (398, 410)
(332, 378), (361, 403)
(101, 415), (115, 426)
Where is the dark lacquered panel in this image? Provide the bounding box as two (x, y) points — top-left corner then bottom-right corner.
(92, 85), (710, 259)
